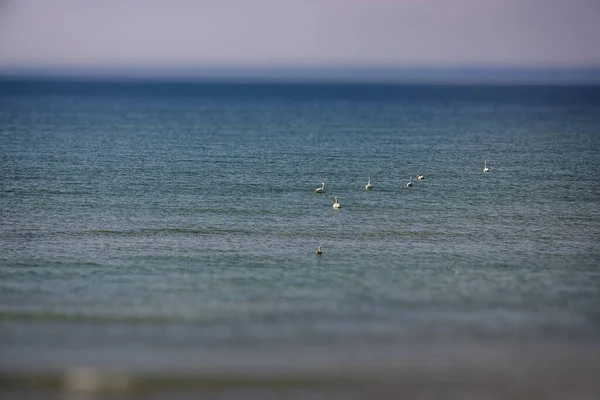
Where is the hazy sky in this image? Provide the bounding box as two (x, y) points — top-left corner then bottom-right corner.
(0, 0), (599, 70)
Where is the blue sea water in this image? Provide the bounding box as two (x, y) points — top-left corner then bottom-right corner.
(1, 80), (600, 397)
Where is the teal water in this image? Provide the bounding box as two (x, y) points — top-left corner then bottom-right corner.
(1, 81), (600, 395)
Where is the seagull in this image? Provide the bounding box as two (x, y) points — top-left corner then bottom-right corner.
(333, 196), (342, 209)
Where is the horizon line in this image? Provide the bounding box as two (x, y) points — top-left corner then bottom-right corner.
(1, 65), (600, 85)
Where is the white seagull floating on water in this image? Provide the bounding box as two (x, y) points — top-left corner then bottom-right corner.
(333, 196), (342, 209)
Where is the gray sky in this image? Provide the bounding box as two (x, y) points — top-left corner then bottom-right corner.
(0, 0), (599, 70)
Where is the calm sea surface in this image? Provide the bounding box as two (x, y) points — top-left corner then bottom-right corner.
(1, 81), (600, 397)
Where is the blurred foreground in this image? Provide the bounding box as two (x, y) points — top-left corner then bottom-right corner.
(1, 341), (599, 399)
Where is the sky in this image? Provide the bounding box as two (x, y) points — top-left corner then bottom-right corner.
(0, 0), (599, 75)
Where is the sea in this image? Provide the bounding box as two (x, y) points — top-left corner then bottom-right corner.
(1, 80), (600, 399)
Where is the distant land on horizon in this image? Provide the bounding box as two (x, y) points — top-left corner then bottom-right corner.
(1, 66), (600, 85)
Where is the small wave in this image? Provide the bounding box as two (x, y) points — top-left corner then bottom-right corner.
(4, 260), (104, 268)
(0, 310), (189, 324)
(81, 227), (253, 237)
(363, 230), (454, 239)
